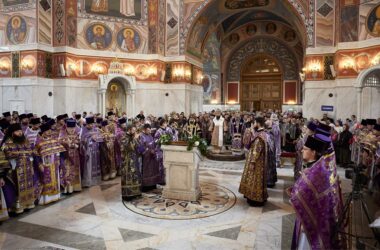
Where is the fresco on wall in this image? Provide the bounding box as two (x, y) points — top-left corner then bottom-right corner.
(6, 15), (27, 44)
(83, 0), (142, 19)
(166, 0), (179, 56)
(116, 27), (141, 52)
(340, 5), (359, 42)
(366, 4), (380, 37)
(202, 32), (221, 104)
(225, 0), (269, 10)
(316, 0), (334, 46)
(85, 23), (113, 50)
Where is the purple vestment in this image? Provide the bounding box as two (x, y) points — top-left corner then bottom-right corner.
(154, 127), (173, 184)
(138, 132), (160, 187)
(80, 126), (102, 187)
(290, 153), (343, 250)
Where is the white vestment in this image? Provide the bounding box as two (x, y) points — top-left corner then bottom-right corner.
(120, 0), (135, 16)
(213, 117), (224, 147)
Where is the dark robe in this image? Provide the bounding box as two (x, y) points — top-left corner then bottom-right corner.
(80, 127), (102, 187)
(138, 132), (160, 188)
(121, 133), (141, 199)
(266, 128), (277, 187)
(154, 127), (173, 184)
(239, 129), (268, 203)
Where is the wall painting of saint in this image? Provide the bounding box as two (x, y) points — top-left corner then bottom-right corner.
(85, 23), (113, 50)
(116, 27), (141, 52)
(6, 15), (27, 44)
(366, 4), (380, 37)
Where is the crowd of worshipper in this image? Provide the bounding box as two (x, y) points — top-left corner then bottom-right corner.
(0, 109), (379, 247)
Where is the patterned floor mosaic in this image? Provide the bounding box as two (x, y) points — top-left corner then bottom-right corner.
(123, 183), (236, 220)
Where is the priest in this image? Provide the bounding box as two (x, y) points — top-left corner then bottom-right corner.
(239, 117), (268, 206)
(99, 120), (117, 181)
(80, 117), (102, 187)
(290, 135), (343, 250)
(59, 119), (82, 193)
(138, 124), (160, 191)
(121, 125), (141, 200)
(2, 123), (36, 213)
(35, 121), (66, 205)
(209, 109), (225, 153)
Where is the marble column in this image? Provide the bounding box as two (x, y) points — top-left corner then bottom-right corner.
(98, 89), (106, 117)
(126, 89), (136, 118)
(356, 88), (362, 120)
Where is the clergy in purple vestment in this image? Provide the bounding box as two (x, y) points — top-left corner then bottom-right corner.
(25, 117), (41, 147)
(80, 117), (102, 187)
(19, 114), (29, 133)
(138, 124), (160, 191)
(168, 120), (179, 142)
(290, 135), (343, 250)
(230, 113), (245, 153)
(154, 119), (173, 185)
(114, 117), (127, 175)
(265, 120), (277, 188)
(270, 114), (282, 168)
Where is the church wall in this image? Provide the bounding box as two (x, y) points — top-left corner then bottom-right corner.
(135, 83), (203, 116)
(0, 77), (54, 116)
(166, 0), (180, 56)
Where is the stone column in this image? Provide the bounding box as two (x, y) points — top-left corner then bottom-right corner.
(98, 89), (106, 117)
(126, 89), (136, 118)
(356, 88), (362, 120)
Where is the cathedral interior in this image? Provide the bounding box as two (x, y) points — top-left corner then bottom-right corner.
(0, 0), (380, 249)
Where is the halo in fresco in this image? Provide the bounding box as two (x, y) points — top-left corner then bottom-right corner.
(85, 23), (113, 50)
(6, 15), (27, 44)
(116, 27), (141, 52)
(366, 4), (380, 37)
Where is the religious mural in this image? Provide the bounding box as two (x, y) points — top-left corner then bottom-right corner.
(284, 30), (296, 42)
(106, 81), (126, 114)
(225, 0), (269, 10)
(6, 15), (27, 44)
(85, 23), (113, 50)
(83, 0), (142, 20)
(117, 28), (141, 52)
(202, 32), (221, 104)
(265, 22), (277, 34)
(246, 24), (257, 36)
(366, 4), (380, 37)
(340, 5), (359, 42)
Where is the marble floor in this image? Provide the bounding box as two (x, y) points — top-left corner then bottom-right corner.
(0, 160), (349, 250)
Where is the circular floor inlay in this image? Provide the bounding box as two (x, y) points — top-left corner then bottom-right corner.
(123, 183), (236, 220)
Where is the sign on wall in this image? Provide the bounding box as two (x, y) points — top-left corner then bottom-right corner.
(321, 105), (334, 112)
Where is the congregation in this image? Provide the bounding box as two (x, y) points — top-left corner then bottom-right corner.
(0, 109), (379, 249)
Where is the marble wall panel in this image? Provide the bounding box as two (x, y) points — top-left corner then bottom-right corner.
(38, 0), (52, 45)
(316, 0), (334, 46)
(166, 0), (180, 56)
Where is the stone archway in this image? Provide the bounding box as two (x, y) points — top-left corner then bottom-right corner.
(227, 37), (299, 81)
(98, 74), (136, 118)
(180, 0), (314, 54)
(355, 65), (380, 120)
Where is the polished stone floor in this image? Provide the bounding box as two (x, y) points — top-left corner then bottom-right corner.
(0, 160), (348, 250)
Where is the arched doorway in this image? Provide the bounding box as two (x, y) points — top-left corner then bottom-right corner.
(98, 74), (136, 118)
(240, 54), (282, 111)
(106, 79), (126, 116)
(355, 65), (380, 119)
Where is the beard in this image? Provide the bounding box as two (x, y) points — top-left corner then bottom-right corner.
(253, 125), (259, 132)
(12, 134), (26, 144)
(216, 116), (220, 120)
